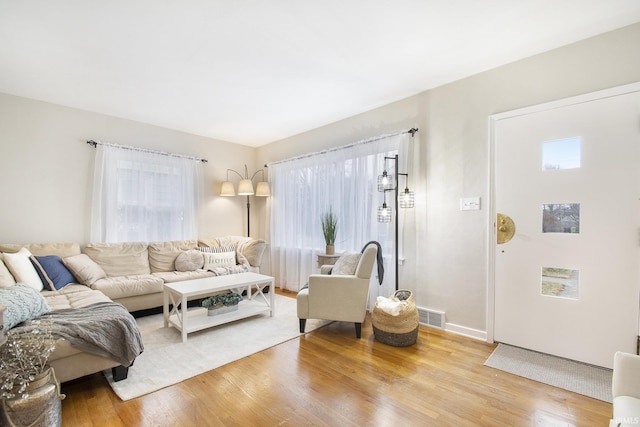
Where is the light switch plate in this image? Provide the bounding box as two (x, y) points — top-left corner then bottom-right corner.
(460, 197), (481, 211)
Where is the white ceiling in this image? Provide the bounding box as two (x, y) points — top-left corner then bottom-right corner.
(1, 1), (639, 147)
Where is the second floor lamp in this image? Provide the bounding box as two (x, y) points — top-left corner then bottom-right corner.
(220, 165), (270, 237)
(376, 128), (418, 290)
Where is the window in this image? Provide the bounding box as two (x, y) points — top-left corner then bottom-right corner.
(91, 144), (203, 243)
(268, 132), (410, 303)
(542, 137), (581, 170)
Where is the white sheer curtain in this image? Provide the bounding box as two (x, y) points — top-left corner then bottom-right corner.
(268, 132), (410, 308)
(90, 143), (203, 243)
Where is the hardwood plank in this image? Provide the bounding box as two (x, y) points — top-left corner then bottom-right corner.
(61, 290), (612, 426)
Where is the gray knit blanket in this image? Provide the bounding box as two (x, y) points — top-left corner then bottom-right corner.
(38, 301), (144, 367)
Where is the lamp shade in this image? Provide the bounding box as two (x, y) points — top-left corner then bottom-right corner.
(377, 171), (394, 192)
(220, 181), (235, 196)
(399, 189), (415, 208)
(377, 203), (392, 223)
(237, 179), (254, 195)
(255, 181), (270, 196)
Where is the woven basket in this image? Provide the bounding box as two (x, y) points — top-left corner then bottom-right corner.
(372, 290), (419, 347)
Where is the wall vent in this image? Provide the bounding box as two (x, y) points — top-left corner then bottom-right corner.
(417, 307), (445, 329)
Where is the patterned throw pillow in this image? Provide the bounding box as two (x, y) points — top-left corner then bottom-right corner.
(199, 246), (237, 270)
(0, 283), (50, 329)
(331, 253), (361, 275)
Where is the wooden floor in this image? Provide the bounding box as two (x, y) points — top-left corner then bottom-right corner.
(60, 291), (612, 426)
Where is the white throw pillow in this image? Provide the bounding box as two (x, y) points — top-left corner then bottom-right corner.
(0, 258), (16, 288)
(202, 251), (236, 270)
(1, 248), (43, 291)
(199, 246), (237, 270)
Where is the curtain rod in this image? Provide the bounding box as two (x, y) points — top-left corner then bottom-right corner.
(87, 140), (208, 163)
(265, 128), (418, 167)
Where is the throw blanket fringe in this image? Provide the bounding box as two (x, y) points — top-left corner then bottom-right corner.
(37, 301), (144, 367)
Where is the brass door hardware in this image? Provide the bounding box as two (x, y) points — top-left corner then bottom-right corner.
(497, 213), (515, 244)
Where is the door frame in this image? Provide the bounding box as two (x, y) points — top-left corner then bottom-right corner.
(486, 81), (640, 344)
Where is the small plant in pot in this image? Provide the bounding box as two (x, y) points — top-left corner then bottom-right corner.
(321, 206), (338, 255)
(201, 292), (244, 316)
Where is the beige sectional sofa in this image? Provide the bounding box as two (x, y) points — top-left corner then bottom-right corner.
(0, 236), (266, 383)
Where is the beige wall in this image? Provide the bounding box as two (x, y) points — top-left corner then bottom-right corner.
(1, 22), (638, 335)
(257, 22), (640, 336)
(0, 93), (257, 244)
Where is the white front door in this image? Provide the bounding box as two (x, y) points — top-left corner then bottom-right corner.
(490, 84), (640, 368)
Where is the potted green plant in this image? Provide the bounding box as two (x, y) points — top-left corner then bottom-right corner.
(201, 292), (244, 316)
(321, 206), (338, 255)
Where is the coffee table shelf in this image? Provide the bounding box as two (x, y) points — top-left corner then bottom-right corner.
(166, 299), (271, 335)
(163, 272), (275, 342)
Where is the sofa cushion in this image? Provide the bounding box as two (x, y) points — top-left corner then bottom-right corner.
(0, 283), (50, 329)
(83, 242), (151, 277)
(153, 270), (215, 283)
(1, 247), (43, 291)
(238, 239), (266, 268)
(0, 258), (16, 288)
(90, 274), (164, 300)
(175, 250), (204, 272)
(46, 338), (84, 360)
(42, 284), (112, 311)
(62, 254), (107, 286)
(148, 240), (198, 273)
(0, 242), (81, 258)
(31, 255), (77, 291)
(198, 237), (237, 249)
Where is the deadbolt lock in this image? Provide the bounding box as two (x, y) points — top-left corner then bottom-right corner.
(497, 213), (515, 244)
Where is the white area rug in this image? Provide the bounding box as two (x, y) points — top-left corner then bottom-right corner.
(104, 294), (329, 401)
(484, 343), (613, 403)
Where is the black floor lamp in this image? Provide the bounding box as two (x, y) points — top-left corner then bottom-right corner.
(377, 128), (418, 290)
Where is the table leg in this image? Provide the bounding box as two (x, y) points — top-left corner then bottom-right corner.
(163, 290), (169, 327)
(269, 278), (274, 317)
(181, 294), (188, 343)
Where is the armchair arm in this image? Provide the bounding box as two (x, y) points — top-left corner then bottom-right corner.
(613, 351), (640, 398)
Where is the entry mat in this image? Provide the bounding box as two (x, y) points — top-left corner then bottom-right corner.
(484, 343), (612, 403)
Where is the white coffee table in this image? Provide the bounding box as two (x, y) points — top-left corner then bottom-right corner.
(163, 272), (275, 342)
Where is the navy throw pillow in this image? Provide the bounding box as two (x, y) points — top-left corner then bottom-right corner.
(30, 255), (77, 291)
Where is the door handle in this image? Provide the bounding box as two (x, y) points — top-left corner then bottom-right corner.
(497, 213), (515, 244)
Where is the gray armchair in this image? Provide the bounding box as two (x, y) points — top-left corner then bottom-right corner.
(296, 243), (378, 338)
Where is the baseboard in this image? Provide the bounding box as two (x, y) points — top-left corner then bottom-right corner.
(442, 322), (487, 341)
